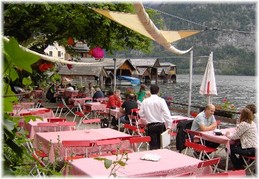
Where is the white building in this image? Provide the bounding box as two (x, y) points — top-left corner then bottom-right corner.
(44, 42), (66, 59)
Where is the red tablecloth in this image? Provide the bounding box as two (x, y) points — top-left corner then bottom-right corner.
(33, 128), (131, 163)
(68, 149), (211, 177)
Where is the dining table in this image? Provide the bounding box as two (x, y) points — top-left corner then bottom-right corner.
(33, 128), (132, 163)
(24, 118), (76, 139)
(66, 148), (211, 177)
(106, 108), (125, 131)
(200, 127), (237, 171)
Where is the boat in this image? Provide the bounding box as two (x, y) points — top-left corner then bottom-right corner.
(116, 75), (140, 86)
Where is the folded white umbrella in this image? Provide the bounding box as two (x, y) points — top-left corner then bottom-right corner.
(199, 52), (217, 104)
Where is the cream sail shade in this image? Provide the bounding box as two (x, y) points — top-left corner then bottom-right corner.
(92, 3), (200, 55)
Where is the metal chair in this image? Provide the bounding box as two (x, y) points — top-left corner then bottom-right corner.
(197, 157), (221, 173)
(185, 129), (217, 160)
(47, 117), (66, 123)
(242, 155), (256, 175)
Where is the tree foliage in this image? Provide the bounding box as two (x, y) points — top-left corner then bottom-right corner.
(3, 2), (153, 54)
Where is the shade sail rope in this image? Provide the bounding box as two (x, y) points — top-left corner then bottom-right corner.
(3, 36), (107, 66)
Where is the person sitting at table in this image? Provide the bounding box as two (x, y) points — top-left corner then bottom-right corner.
(139, 84), (172, 150)
(106, 89), (122, 129)
(66, 83), (74, 91)
(92, 87), (105, 102)
(245, 104), (257, 125)
(119, 93), (138, 124)
(225, 107), (257, 170)
(190, 104), (220, 153)
(46, 83), (56, 103)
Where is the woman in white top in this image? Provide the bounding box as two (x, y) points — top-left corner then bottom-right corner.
(225, 107), (257, 170)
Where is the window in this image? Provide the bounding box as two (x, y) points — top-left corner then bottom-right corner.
(58, 51), (61, 57)
(49, 51), (53, 56)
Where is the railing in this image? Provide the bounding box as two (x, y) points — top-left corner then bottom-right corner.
(167, 100), (239, 124)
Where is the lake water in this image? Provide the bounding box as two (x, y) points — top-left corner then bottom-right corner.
(118, 74), (257, 110)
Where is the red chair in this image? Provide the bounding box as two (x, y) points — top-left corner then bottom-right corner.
(89, 139), (121, 157)
(242, 155), (256, 175)
(47, 117), (66, 123)
(82, 118), (101, 128)
(62, 140), (94, 161)
(56, 121), (77, 131)
(184, 129), (217, 160)
(129, 135), (151, 152)
(55, 103), (64, 117)
(197, 157), (221, 173)
(37, 123), (58, 132)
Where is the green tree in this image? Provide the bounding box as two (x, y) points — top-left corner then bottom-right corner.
(3, 3), (153, 54)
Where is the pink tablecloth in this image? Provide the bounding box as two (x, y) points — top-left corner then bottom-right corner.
(201, 127), (236, 153)
(24, 118), (75, 139)
(106, 108), (124, 119)
(33, 128), (131, 163)
(13, 102), (35, 110)
(71, 97), (92, 106)
(68, 149), (211, 177)
(201, 127), (237, 172)
(84, 102), (106, 111)
(13, 108), (54, 118)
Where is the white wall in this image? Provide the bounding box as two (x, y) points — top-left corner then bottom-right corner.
(44, 42), (66, 59)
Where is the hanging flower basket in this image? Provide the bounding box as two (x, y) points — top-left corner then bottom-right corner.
(92, 47), (104, 59)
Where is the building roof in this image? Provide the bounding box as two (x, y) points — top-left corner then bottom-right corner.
(129, 58), (160, 67)
(58, 65), (108, 77)
(160, 62), (176, 67)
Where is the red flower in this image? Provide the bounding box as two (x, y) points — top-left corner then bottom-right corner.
(67, 37), (74, 46)
(39, 63), (52, 72)
(92, 46), (104, 59)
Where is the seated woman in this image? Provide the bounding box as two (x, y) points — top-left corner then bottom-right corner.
(225, 107), (257, 170)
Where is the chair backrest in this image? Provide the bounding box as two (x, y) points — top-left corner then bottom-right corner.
(96, 139), (121, 146)
(197, 157), (221, 173)
(62, 140), (94, 160)
(37, 122), (57, 127)
(57, 121), (77, 127)
(62, 140), (93, 147)
(129, 136), (151, 144)
(82, 118), (101, 124)
(47, 118), (66, 123)
(129, 136), (151, 152)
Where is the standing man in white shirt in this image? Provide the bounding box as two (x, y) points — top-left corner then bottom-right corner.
(139, 84), (173, 150)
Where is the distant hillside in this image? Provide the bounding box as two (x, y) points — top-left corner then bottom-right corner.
(114, 3), (256, 76)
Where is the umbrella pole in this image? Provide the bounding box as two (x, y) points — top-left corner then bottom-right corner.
(187, 50), (193, 117)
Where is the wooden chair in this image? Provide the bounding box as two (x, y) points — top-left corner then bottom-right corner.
(197, 157), (221, 173)
(185, 129), (217, 160)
